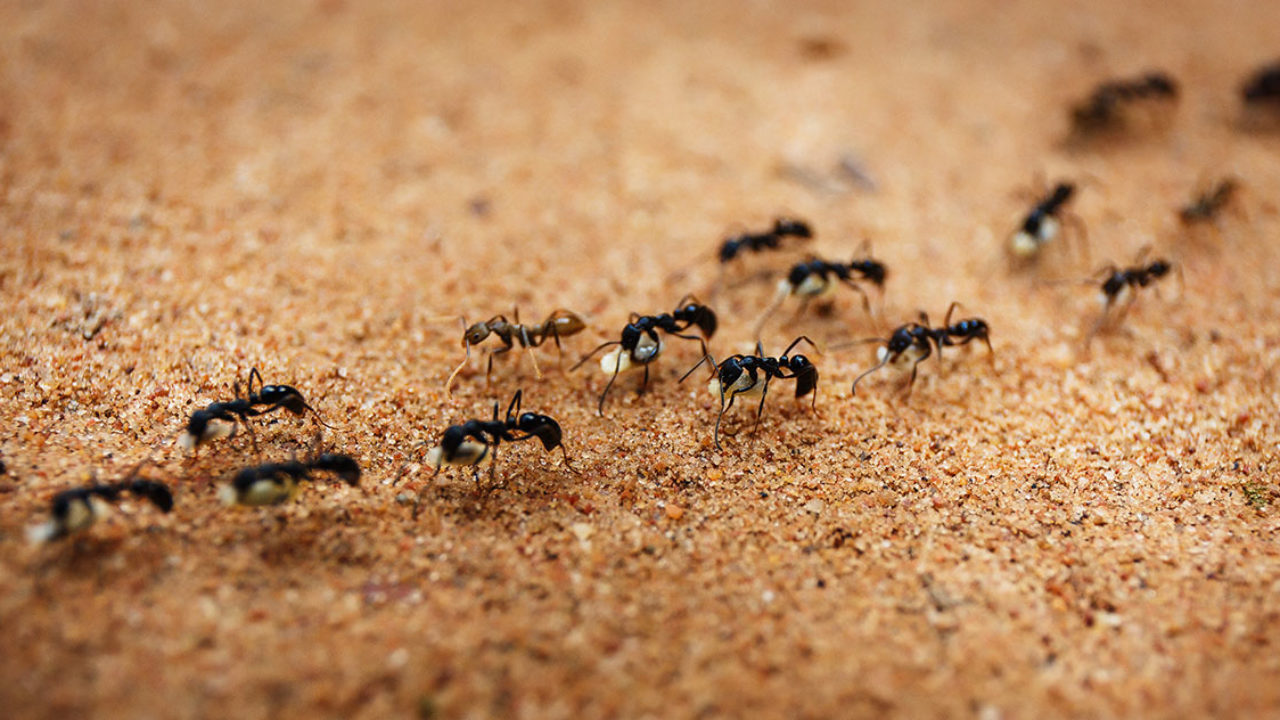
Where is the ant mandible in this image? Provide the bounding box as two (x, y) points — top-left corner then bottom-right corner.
(27, 461), (174, 543)
(444, 308), (588, 396)
(683, 336), (819, 449)
(178, 367), (332, 452)
(754, 248), (887, 337)
(221, 451), (360, 506)
(572, 295), (718, 415)
(1010, 182), (1086, 261)
(850, 303), (992, 396)
(416, 389), (573, 489)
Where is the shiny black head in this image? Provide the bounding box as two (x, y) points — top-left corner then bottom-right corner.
(887, 324), (924, 354)
(309, 453), (361, 486)
(851, 259), (887, 287)
(516, 413), (563, 451)
(258, 385), (309, 415)
(789, 356), (818, 398)
(773, 217), (813, 239)
(1102, 273), (1126, 298)
(718, 239), (744, 263)
(1148, 260), (1172, 280)
(716, 356), (749, 391)
(1049, 183), (1075, 207)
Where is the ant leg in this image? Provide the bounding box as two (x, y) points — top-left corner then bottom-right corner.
(597, 356), (624, 417)
(523, 344), (544, 380)
(505, 390), (523, 423)
(639, 363), (651, 395)
(679, 353), (715, 383)
(842, 280), (873, 319)
(571, 341), (620, 373)
(248, 367), (264, 398)
(444, 341), (473, 397)
(851, 354), (890, 395)
(714, 393), (738, 449)
(752, 375), (774, 437)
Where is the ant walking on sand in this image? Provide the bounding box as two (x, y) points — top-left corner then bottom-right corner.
(1087, 254), (1176, 340)
(27, 461), (174, 543)
(754, 249), (887, 337)
(1070, 71), (1179, 136)
(412, 389), (572, 489)
(718, 217), (814, 264)
(220, 449), (361, 507)
(572, 295), (717, 415)
(849, 303), (992, 396)
(179, 367), (332, 452)
(1009, 181), (1086, 262)
(1179, 178), (1240, 224)
(444, 308), (588, 395)
(683, 337), (819, 449)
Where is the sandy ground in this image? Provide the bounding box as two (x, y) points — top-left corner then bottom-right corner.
(2, 1), (1280, 717)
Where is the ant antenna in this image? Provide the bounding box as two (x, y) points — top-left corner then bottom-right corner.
(444, 317), (471, 397)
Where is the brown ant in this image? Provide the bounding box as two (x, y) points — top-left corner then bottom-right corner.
(849, 303), (992, 396)
(178, 367), (332, 452)
(27, 461), (174, 543)
(410, 390), (573, 492)
(683, 337), (819, 449)
(1180, 178), (1240, 224)
(1070, 71), (1179, 137)
(444, 308), (587, 395)
(572, 295), (717, 415)
(754, 249), (887, 337)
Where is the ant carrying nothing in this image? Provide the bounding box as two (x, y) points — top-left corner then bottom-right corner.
(27, 461), (174, 543)
(221, 450), (361, 507)
(718, 217), (814, 263)
(683, 336), (819, 449)
(849, 303), (992, 396)
(178, 367), (333, 452)
(754, 249), (887, 337)
(413, 389), (573, 490)
(1087, 254), (1176, 339)
(1010, 181), (1086, 262)
(444, 308), (588, 395)
(572, 295), (718, 415)
(1179, 178), (1240, 224)
(1070, 71), (1179, 137)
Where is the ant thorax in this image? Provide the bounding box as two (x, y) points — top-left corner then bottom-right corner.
(427, 441), (492, 468)
(1011, 216), (1058, 257)
(600, 337), (664, 374)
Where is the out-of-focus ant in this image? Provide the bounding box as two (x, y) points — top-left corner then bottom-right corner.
(1010, 181), (1086, 261)
(849, 303), (992, 396)
(411, 390), (572, 490)
(718, 218), (813, 263)
(1242, 61), (1280, 106)
(1087, 254), (1177, 339)
(1070, 71), (1179, 137)
(444, 308), (587, 395)
(178, 367), (332, 452)
(754, 249), (887, 336)
(684, 337), (819, 449)
(572, 295), (717, 415)
(27, 462), (174, 543)
(220, 451), (361, 507)
(1179, 178), (1239, 224)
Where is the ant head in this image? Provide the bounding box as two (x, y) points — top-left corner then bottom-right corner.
(717, 357), (746, 387)
(128, 480), (175, 512)
(718, 239), (743, 263)
(1143, 71), (1178, 97)
(786, 262), (814, 288)
(675, 297), (717, 338)
(1051, 182), (1075, 204)
(1102, 274), (1125, 297)
(852, 259), (887, 287)
(517, 413), (563, 451)
(1149, 259), (1172, 277)
(773, 217), (813, 239)
(887, 325), (918, 353)
(463, 322), (492, 346)
(311, 453), (361, 486)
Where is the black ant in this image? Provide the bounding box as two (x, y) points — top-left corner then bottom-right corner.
(444, 308), (588, 395)
(718, 217), (813, 263)
(850, 303), (992, 396)
(1086, 255), (1176, 340)
(28, 462), (174, 543)
(572, 295), (718, 415)
(221, 452), (361, 506)
(683, 337), (819, 449)
(1010, 182), (1086, 261)
(415, 389), (573, 489)
(754, 251), (887, 336)
(1242, 61), (1280, 106)
(1071, 71), (1179, 136)
(178, 367), (332, 452)
(1179, 178), (1239, 224)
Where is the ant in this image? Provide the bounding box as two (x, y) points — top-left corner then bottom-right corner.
(1010, 182), (1086, 261)
(444, 308), (588, 395)
(683, 337), (819, 449)
(1070, 71), (1179, 136)
(718, 217), (813, 263)
(572, 295), (718, 415)
(415, 389), (572, 489)
(178, 367), (332, 452)
(1180, 178), (1239, 224)
(754, 250), (887, 336)
(27, 461), (174, 543)
(850, 303), (992, 396)
(1242, 61), (1280, 106)
(220, 451), (361, 506)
